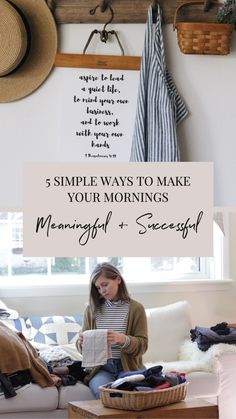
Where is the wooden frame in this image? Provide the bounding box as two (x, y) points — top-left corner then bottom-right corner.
(47, 0), (219, 25)
(54, 53), (141, 70)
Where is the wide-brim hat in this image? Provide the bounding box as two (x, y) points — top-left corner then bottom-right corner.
(0, 0), (57, 102)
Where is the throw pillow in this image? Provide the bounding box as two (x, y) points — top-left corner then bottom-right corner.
(143, 301), (192, 363)
(26, 315), (83, 345)
(0, 317), (30, 339)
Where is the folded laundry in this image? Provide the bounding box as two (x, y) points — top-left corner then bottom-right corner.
(210, 322), (230, 335)
(153, 382), (170, 390)
(40, 347), (73, 365)
(118, 365), (163, 380)
(118, 369), (146, 378)
(165, 373), (185, 386)
(67, 361), (87, 381)
(61, 375), (77, 386)
(107, 365), (186, 392)
(144, 365), (163, 377)
(190, 324), (236, 351)
(111, 374), (145, 389)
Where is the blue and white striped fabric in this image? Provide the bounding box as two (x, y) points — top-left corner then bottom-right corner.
(130, 4), (188, 162)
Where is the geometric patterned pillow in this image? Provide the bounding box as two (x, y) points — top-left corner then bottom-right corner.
(25, 315), (83, 345)
(0, 317), (30, 339)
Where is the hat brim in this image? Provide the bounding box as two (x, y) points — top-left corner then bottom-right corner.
(0, 0), (57, 102)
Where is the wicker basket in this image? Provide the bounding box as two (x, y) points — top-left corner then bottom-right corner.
(173, 1), (234, 55)
(99, 382), (188, 411)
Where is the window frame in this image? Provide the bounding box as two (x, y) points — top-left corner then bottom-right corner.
(0, 212), (229, 298)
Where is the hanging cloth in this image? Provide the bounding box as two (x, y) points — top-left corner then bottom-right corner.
(130, 4), (188, 162)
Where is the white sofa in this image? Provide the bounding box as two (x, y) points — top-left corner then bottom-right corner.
(0, 300), (236, 419)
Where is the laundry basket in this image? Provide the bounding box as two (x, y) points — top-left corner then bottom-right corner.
(99, 382), (188, 411)
(173, 1), (234, 55)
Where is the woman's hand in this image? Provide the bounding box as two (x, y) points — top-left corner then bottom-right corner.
(107, 330), (126, 346)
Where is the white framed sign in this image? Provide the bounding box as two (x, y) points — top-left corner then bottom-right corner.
(59, 68), (139, 161)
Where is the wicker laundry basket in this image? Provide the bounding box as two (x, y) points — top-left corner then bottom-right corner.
(99, 382), (188, 411)
(173, 1), (234, 55)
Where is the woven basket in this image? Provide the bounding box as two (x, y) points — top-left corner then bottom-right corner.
(99, 382), (188, 411)
(173, 1), (234, 55)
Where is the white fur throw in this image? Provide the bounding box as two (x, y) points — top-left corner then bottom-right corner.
(145, 340), (236, 374)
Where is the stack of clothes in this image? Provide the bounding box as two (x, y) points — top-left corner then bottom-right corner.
(190, 322), (236, 351)
(0, 322), (87, 397)
(106, 365), (186, 392)
(0, 321), (54, 399)
(39, 347), (87, 386)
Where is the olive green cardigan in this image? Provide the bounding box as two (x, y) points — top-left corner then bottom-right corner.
(77, 299), (148, 385)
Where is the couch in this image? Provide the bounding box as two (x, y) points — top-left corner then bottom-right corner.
(0, 300), (236, 419)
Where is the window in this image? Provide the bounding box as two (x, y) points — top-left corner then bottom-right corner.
(0, 212), (224, 287)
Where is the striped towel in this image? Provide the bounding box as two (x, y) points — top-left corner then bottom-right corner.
(130, 4), (188, 162)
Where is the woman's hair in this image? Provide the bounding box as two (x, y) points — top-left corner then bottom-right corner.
(89, 262), (130, 317)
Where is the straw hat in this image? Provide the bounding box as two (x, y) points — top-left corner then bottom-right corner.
(0, 0), (57, 102)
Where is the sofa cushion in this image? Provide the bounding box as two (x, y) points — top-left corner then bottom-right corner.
(186, 371), (219, 398)
(58, 382), (95, 408)
(26, 315), (83, 345)
(143, 301), (192, 362)
(0, 318), (30, 339)
(0, 385), (58, 413)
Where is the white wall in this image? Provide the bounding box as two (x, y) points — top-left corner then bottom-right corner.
(0, 23), (236, 207)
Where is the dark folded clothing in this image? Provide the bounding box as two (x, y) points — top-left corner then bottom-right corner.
(0, 370), (31, 399)
(165, 373), (186, 386)
(210, 322), (230, 335)
(115, 375), (170, 391)
(67, 361), (87, 381)
(144, 365), (163, 378)
(61, 374), (77, 386)
(0, 374), (17, 398)
(114, 382), (136, 391)
(145, 375), (166, 387)
(190, 325), (236, 351)
(119, 365), (163, 381)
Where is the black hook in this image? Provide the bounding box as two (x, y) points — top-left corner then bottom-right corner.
(90, 1), (114, 35)
(83, 1), (124, 55)
(89, 1), (115, 44)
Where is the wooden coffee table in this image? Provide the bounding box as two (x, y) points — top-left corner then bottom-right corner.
(68, 399), (218, 418)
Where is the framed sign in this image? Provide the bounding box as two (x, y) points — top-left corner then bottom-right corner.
(57, 57), (140, 161)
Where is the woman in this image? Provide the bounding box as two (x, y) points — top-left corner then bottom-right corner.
(77, 262), (148, 399)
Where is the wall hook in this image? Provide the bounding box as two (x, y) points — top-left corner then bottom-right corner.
(83, 1), (125, 55)
(90, 1), (114, 35)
